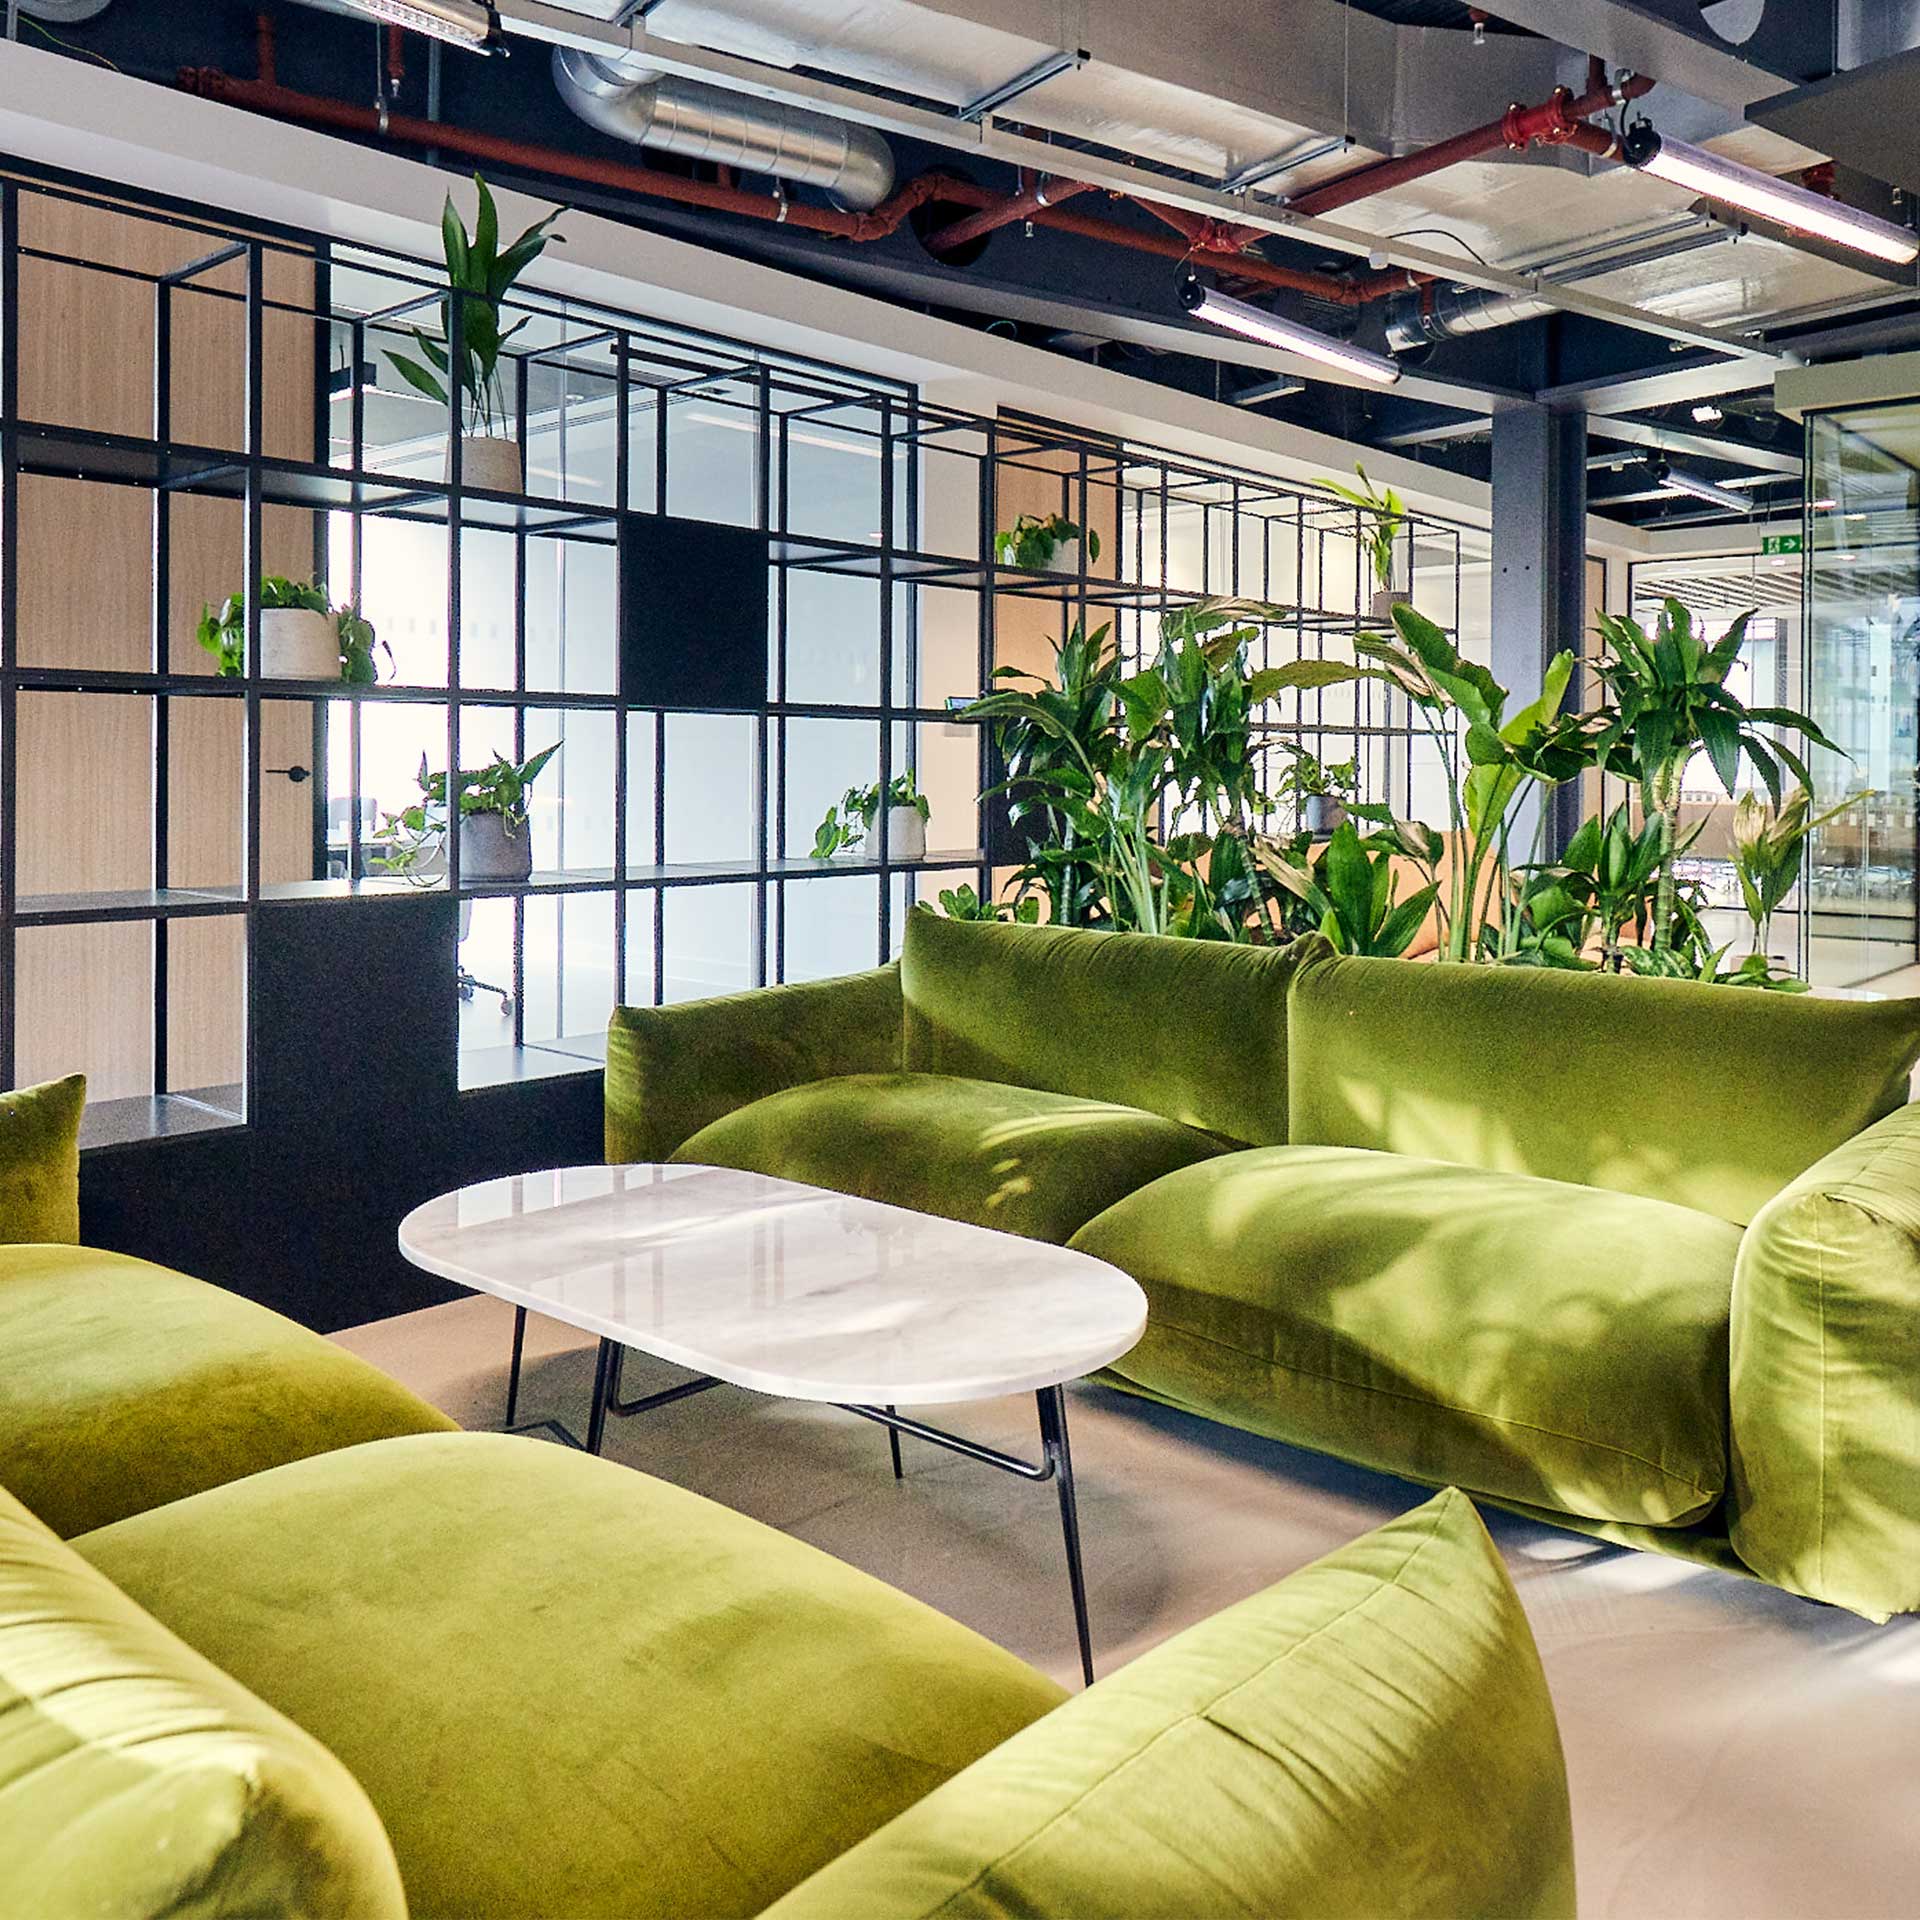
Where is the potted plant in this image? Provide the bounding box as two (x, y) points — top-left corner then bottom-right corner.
(388, 175), (565, 495)
(1318, 463), (1409, 620)
(372, 743), (561, 884)
(196, 576), (385, 684)
(994, 512), (1101, 575)
(812, 770), (932, 861)
(1274, 743), (1360, 837)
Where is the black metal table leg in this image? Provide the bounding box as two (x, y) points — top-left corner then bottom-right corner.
(886, 1403), (904, 1480)
(1037, 1384), (1095, 1688)
(585, 1336), (616, 1456)
(505, 1303), (528, 1426)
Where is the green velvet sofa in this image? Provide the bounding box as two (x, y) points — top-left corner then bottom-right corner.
(609, 911), (1920, 1624)
(0, 1247), (1575, 1918)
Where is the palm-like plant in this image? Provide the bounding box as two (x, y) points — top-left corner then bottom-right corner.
(1317, 463), (1409, 597)
(1590, 599), (1840, 954)
(388, 175), (565, 440)
(1731, 783), (1867, 960)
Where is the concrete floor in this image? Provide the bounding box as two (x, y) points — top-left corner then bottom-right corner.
(338, 1294), (1920, 1920)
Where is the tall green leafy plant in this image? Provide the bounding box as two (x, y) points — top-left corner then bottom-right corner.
(388, 176), (564, 440)
(1255, 819), (1436, 957)
(1590, 599), (1839, 957)
(1730, 784), (1865, 960)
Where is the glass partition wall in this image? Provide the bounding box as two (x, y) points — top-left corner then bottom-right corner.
(1804, 401), (1920, 987)
(0, 167), (1465, 1143)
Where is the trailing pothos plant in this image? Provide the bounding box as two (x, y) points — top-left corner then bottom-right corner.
(370, 743), (561, 874)
(196, 576), (386, 684)
(387, 175), (564, 441)
(994, 513), (1100, 570)
(811, 770), (930, 858)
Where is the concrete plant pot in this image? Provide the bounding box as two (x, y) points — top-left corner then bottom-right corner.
(885, 805), (928, 861)
(1370, 587), (1412, 622)
(1303, 794), (1347, 837)
(1047, 537), (1082, 576)
(258, 607), (339, 682)
(459, 810), (533, 883)
(449, 433), (522, 493)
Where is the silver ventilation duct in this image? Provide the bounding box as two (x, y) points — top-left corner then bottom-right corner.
(553, 45), (896, 212)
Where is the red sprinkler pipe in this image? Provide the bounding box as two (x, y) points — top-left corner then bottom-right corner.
(925, 177), (1097, 255)
(1287, 70), (1652, 217)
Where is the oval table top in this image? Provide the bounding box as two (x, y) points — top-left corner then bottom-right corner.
(398, 1163), (1148, 1407)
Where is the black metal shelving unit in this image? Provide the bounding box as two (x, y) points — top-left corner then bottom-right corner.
(0, 163), (1465, 1145)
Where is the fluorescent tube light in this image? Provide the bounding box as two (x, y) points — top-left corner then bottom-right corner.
(1179, 276), (1401, 386)
(331, 0), (493, 49)
(1623, 124), (1919, 265)
(1647, 457), (1748, 514)
(1691, 402), (1723, 424)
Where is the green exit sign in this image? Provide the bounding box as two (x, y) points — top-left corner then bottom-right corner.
(1762, 533), (1805, 556)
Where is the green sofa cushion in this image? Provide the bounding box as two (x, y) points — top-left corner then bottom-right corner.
(0, 1480), (405, 1919)
(0, 1245), (456, 1537)
(1073, 1145), (1739, 1526)
(902, 914), (1315, 1146)
(78, 1432), (1067, 1920)
(1730, 1100), (1920, 1622)
(675, 1070), (1230, 1244)
(1288, 952), (1920, 1225)
(764, 1487), (1574, 1920)
(607, 963), (903, 1164)
(0, 1073), (84, 1245)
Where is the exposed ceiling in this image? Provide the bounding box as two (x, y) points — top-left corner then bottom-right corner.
(30, 0), (1920, 533)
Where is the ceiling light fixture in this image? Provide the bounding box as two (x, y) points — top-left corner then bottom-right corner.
(1691, 402), (1724, 424)
(1622, 124), (1920, 265)
(1647, 457), (1748, 514)
(1179, 275), (1401, 386)
(329, 0), (494, 50)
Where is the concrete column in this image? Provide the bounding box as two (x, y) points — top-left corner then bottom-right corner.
(1490, 403), (1587, 855)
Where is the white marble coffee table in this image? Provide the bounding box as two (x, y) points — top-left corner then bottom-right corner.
(398, 1163), (1149, 1682)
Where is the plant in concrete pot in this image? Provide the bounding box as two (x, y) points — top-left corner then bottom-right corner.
(995, 512), (1101, 575)
(1318, 463), (1409, 620)
(388, 174), (565, 495)
(812, 770), (931, 861)
(197, 577), (386, 684)
(1274, 742), (1359, 837)
(372, 742), (560, 883)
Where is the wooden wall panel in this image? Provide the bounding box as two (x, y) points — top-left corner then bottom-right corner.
(16, 476), (149, 671)
(15, 692), (150, 897)
(14, 922), (152, 1099)
(167, 914), (245, 1095)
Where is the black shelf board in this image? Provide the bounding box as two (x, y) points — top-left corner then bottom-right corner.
(80, 1088), (245, 1152)
(15, 886), (245, 925)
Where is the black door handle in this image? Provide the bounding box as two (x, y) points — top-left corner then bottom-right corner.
(266, 765), (312, 784)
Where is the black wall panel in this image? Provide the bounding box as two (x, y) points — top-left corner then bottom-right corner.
(621, 513), (771, 709)
(80, 895), (604, 1334)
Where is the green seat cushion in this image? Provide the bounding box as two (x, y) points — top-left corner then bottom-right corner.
(0, 1245), (456, 1536)
(1289, 952), (1920, 1224)
(675, 1070), (1230, 1244)
(1073, 1145), (1739, 1525)
(765, 1487), (1574, 1920)
(78, 1431), (1066, 1920)
(0, 1480), (405, 1919)
(1730, 1100), (1920, 1621)
(0, 1073), (84, 1245)
(902, 914), (1317, 1146)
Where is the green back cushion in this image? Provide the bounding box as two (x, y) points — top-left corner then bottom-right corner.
(1730, 1101), (1920, 1622)
(902, 916), (1313, 1146)
(607, 962), (903, 1163)
(1289, 955), (1920, 1225)
(764, 1487), (1574, 1920)
(0, 1073), (84, 1244)
(0, 1480), (405, 1919)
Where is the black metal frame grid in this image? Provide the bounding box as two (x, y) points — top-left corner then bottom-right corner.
(0, 162), (1465, 1131)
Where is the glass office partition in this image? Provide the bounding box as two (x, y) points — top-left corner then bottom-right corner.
(1805, 404), (1920, 987)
